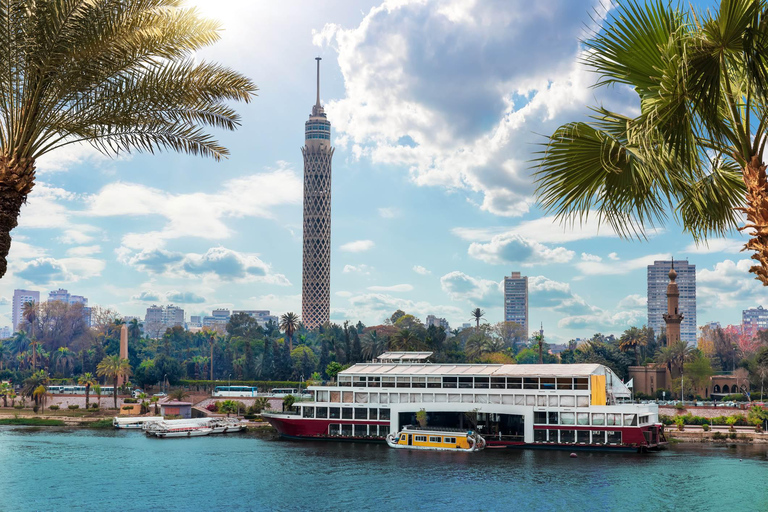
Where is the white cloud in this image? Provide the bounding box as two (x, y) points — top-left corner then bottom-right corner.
(378, 207), (400, 218)
(367, 284), (413, 292)
(66, 245), (101, 257)
(315, 0), (627, 217)
(343, 264), (373, 275)
(581, 253), (602, 262)
(15, 256), (104, 285)
(617, 294), (647, 309)
(119, 246), (290, 285)
(576, 253), (671, 276)
(440, 271), (500, 307)
(334, 292), (463, 325)
(413, 265), (431, 275)
(468, 233), (574, 266)
(87, 163), (301, 247)
(340, 240), (375, 252)
(684, 238), (745, 255)
(452, 213), (625, 244)
(608, 252), (620, 261)
(35, 143), (113, 173)
(557, 309), (646, 332)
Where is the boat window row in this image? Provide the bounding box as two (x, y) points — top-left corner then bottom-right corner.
(534, 411), (639, 427)
(327, 424), (390, 438)
(338, 375), (590, 391)
(533, 429), (623, 445)
(301, 406), (391, 421)
(316, 391), (591, 408)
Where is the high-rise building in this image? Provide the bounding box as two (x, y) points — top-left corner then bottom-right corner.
(47, 288), (90, 325)
(503, 272), (528, 336)
(742, 306), (768, 337)
(425, 315), (450, 331)
(12, 289), (39, 332)
(233, 310), (279, 327)
(144, 304), (184, 337)
(301, 57), (334, 330)
(647, 260), (696, 344)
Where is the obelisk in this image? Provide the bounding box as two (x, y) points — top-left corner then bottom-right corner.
(118, 324), (128, 386)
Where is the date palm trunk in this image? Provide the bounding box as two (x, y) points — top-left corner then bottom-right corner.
(0, 157), (36, 279)
(742, 156), (768, 285)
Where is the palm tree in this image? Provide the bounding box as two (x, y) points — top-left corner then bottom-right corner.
(33, 385), (49, 414)
(619, 327), (646, 366)
(0, 1), (257, 278)
(391, 328), (420, 351)
(127, 318), (142, 342)
(280, 313), (300, 351)
(0, 382), (12, 407)
(470, 308), (485, 331)
(22, 370), (48, 411)
(362, 330), (384, 360)
(78, 373), (97, 411)
(53, 347), (75, 377)
(535, 1), (768, 284)
(97, 355), (132, 409)
(93, 384), (102, 410)
(168, 389), (188, 402)
(22, 301), (38, 369)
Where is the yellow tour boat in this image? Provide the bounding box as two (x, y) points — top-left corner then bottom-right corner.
(386, 426), (486, 452)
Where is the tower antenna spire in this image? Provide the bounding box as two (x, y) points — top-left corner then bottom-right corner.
(315, 57), (322, 107)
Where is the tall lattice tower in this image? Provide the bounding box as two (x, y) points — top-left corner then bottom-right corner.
(301, 58), (334, 329)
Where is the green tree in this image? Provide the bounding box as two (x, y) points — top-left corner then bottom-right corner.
(168, 389), (189, 402)
(291, 346), (318, 379)
(683, 354), (715, 395)
(282, 394), (296, 412)
(619, 327), (646, 366)
(78, 372), (97, 411)
(326, 361), (346, 382)
(470, 308), (485, 331)
(97, 355), (132, 409)
(535, 0), (768, 283)
(0, 0), (257, 277)
(280, 312), (300, 352)
(22, 370), (48, 412)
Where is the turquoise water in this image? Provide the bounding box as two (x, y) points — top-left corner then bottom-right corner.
(1, 427), (767, 511)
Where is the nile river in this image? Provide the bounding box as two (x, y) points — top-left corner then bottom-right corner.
(1, 427), (767, 511)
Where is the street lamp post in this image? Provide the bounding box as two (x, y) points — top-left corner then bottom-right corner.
(229, 374), (232, 390)
(163, 374), (167, 394)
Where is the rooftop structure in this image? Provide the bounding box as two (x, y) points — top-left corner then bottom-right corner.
(662, 261), (684, 345)
(301, 57), (334, 329)
(373, 352), (433, 363)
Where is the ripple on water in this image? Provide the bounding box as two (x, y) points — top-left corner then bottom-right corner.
(1, 429), (768, 512)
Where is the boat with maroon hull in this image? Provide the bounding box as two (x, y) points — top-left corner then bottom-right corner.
(262, 352), (667, 453)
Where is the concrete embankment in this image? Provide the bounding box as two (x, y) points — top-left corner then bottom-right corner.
(668, 428), (768, 444)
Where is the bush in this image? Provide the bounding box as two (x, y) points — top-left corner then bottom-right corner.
(91, 403), (99, 409)
(123, 398), (138, 404)
(712, 432), (725, 440)
(702, 424), (710, 431)
(729, 432), (738, 440)
(720, 394), (747, 402)
(67, 404), (79, 410)
(13, 404), (22, 410)
(49, 405), (60, 411)
(205, 402), (218, 412)
(121, 405), (133, 410)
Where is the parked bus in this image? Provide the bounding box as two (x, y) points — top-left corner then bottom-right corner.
(48, 385), (115, 395)
(213, 386), (258, 397)
(270, 388), (300, 397)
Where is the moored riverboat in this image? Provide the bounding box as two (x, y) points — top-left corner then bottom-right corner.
(262, 353), (667, 453)
(153, 426), (213, 438)
(113, 416), (164, 429)
(386, 426), (486, 452)
(144, 417), (246, 437)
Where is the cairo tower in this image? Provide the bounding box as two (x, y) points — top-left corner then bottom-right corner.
(301, 58), (334, 329)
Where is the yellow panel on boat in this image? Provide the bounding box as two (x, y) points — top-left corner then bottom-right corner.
(590, 375), (606, 406)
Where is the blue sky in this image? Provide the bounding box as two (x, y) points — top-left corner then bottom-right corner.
(2, 0), (764, 342)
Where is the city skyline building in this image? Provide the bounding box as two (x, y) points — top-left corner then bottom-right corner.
(425, 315), (450, 332)
(503, 272), (528, 336)
(742, 305), (768, 338)
(233, 310), (279, 327)
(301, 57), (334, 330)
(12, 289), (40, 332)
(144, 304), (185, 337)
(647, 260), (696, 344)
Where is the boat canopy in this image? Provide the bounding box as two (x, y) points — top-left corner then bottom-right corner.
(373, 352), (433, 363)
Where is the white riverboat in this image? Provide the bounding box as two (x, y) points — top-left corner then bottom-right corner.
(144, 417), (246, 437)
(263, 353), (667, 453)
(113, 416), (164, 429)
(386, 426), (486, 452)
(154, 426), (213, 438)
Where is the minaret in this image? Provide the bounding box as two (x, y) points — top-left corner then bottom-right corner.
(118, 324), (128, 386)
(662, 259), (683, 346)
(301, 58), (334, 329)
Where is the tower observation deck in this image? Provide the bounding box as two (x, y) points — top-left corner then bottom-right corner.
(301, 58), (334, 329)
